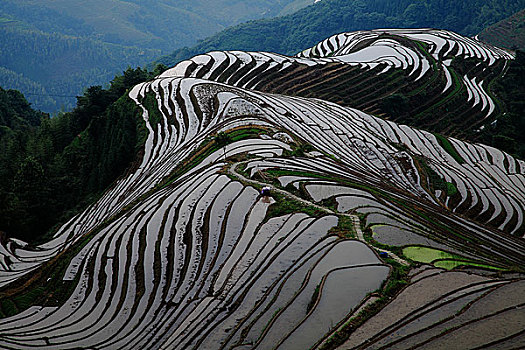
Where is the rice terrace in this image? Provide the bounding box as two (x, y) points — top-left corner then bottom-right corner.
(0, 5), (524, 350)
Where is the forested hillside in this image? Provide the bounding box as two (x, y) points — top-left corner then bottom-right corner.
(0, 66), (166, 241)
(159, 0), (525, 66)
(479, 9), (525, 50)
(0, 0), (313, 51)
(0, 0), (314, 112)
(0, 27), (161, 113)
(480, 50), (525, 157)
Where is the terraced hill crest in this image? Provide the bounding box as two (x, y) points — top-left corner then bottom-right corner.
(0, 29), (523, 349)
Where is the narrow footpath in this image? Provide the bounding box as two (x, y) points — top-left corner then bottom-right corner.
(228, 160), (409, 266)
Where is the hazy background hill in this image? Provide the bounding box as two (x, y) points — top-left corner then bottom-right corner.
(159, 0), (525, 66)
(0, 0), (315, 51)
(0, 0), (315, 112)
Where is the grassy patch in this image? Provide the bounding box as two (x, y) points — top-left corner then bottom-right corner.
(433, 133), (466, 164)
(307, 283), (321, 313)
(381, 259), (410, 296)
(264, 168), (325, 180)
(413, 65), (462, 121)
(328, 216), (355, 238)
(416, 155), (459, 198)
(290, 143), (314, 157)
(403, 246), (505, 271)
(229, 127), (269, 141)
(140, 93), (163, 130)
(402, 246), (459, 264)
(445, 182), (458, 196)
(266, 191), (324, 218)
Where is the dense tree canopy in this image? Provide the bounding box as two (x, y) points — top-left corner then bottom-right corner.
(0, 0), (312, 112)
(479, 50), (525, 158)
(0, 66), (165, 241)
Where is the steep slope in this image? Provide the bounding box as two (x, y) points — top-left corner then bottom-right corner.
(0, 30), (523, 349)
(0, 68), (154, 242)
(478, 9), (525, 50)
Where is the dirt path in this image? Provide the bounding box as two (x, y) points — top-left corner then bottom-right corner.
(228, 160), (409, 266)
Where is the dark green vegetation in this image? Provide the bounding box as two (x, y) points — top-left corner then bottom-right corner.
(433, 133), (466, 164)
(0, 0), (311, 112)
(191, 29), (523, 156)
(159, 127), (269, 189)
(0, 67), (164, 241)
(0, 0), (310, 50)
(215, 132), (233, 160)
(479, 50), (525, 158)
(479, 9), (525, 50)
(0, 88), (45, 131)
(159, 0), (524, 66)
(266, 191), (325, 218)
(402, 246), (504, 270)
(328, 216), (356, 239)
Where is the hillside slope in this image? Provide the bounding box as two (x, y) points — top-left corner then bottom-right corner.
(478, 9), (525, 50)
(0, 0), (313, 51)
(0, 29), (523, 349)
(159, 0), (525, 66)
(160, 29), (516, 148)
(0, 68), (156, 242)
(0, 26), (161, 112)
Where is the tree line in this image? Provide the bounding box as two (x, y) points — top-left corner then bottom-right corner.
(0, 65), (166, 242)
(479, 50), (525, 158)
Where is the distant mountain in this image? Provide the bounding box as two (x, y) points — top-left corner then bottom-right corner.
(479, 9), (525, 50)
(159, 0), (525, 67)
(0, 26), (161, 113)
(0, 0), (314, 51)
(0, 0), (315, 112)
